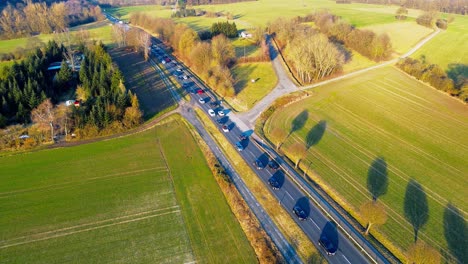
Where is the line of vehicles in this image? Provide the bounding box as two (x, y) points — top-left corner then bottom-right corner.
(149, 39), (368, 261)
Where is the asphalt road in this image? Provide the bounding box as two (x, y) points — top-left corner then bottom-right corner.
(150, 40), (382, 264)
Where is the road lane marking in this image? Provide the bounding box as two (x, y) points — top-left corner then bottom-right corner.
(309, 218), (320, 230)
(342, 254), (352, 264)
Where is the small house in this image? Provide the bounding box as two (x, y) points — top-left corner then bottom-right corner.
(239, 31), (252, 38)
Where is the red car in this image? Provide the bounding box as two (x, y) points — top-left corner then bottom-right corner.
(196, 89), (204, 94)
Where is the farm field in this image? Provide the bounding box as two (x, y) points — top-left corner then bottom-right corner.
(0, 21), (113, 56)
(264, 66), (468, 261)
(412, 15), (468, 69)
(0, 118), (255, 263)
(109, 48), (176, 119)
(109, 0), (420, 28)
(363, 22), (433, 55)
(227, 62), (278, 112)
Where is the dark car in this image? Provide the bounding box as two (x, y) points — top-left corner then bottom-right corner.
(254, 159), (263, 170)
(268, 160), (279, 170)
(268, 176), (280, 190)
(319, 236), (337, 256)
(209, 101), (219, 107)
(235, 141), (243, 151)
(239, 134), (247, 141)
(293, 205), (307, 221)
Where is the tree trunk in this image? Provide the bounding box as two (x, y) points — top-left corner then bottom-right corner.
(49, 122), (54, 142)
(365, 222), (373, 235)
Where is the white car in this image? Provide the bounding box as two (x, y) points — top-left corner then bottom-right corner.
(222, 125), (229, 132)
(199, 98), (205, 104)
(218, 110), (225, 116)
(208, 109), (215, 116)
(183, 75), (188, 80)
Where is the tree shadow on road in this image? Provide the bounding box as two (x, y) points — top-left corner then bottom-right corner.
(367, 157), (389, 201)
(305, 120), (326, 149)
(404, 179), (429, 242)
(444, 203), (467, 263)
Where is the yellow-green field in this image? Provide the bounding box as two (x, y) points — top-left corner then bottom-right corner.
(227, 62), (278, 111)
(363, 22), (433, 55)
(412, 15), (468, 69)
(264, 66), (467, 261)
(0, 118), (255, 263)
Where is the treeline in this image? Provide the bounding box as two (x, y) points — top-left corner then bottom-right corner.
(73, 44), (141, 137)
(0, 41), (142, 149)
(310, 11), (392, 61)
(351, 0), (467, 15)
(95, 0), (255, 6)
(131, 12), (237, 96)
(397, 58), (468, 102)
(0, 41), (63, 127)
(211, 21), (238, 38)
(0, 0), (104, 39)
(269, 18), (345, 83)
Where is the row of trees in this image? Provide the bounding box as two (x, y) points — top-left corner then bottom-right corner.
(0, 0), (104, 39)
(351, 0), (467, 15)
(211, 21), (238, 38)
(311, 11), (392, 61)
(95, 0), (254, 6)
(269, 18), (344, 83)
(130, 12), (237, 97)
(397, 58), (468, 102)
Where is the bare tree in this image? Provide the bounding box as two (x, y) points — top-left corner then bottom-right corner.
(289, 142), (307, 168)
(270, 127), (288, 150)
(31, 99), (56, 142)
(111, 24), (127, 48)
(137, 30), (151, 61)
(360, 201), (387, 235)
(407, 240), (441, 264)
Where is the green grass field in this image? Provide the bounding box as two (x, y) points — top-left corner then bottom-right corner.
(0, 117), (255, 263)
(412, 15), (468, 69)
(110, 0), (424, 30)
(227, 62), (278, 111)
(363, 22), (433, 55)
(0, 21), (113, 56)
(264, 66), (468, 259)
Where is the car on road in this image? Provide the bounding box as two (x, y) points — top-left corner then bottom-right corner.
(196, 89), (204, 94)
(319, 236), (337, 256)
(293, 205), (307, 221)
(254, 159), (264, 169)
(268, 175), (280, 190)
(199, 98), (205, 104)
(268, 160), (279, 170)
(209, 101), (219, 107)
(208, 109), (215, 116)
(235, 141), (243, 151)
(176, 68), (182, 72)
(222, 125), (229, 132)
(218, 110), (225, 116)
(239, 134), (247, 141)
(182, 75), (188, 80)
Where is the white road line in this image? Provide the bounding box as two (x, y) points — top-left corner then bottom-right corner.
(342, 254), (352, 264)
(309, 218), (320, 230)
(284, 190), (294, 200)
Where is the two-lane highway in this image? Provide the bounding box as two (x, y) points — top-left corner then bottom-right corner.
(149, 39), (385, 264)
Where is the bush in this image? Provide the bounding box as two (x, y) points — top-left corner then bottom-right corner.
(436, 19), (448, 29)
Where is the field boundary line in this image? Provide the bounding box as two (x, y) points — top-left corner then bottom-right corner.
(0, 209), (181, 249)
(1, 206), (179, 245)
(0, 167), (168, 198)
(156, 138), (198, 263)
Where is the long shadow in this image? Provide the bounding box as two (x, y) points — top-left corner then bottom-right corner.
(321, 221), (339, 251)
(289, 110), (308, 137)
(404, 179), (429, 242)
(446, 63), (468, 87)
(295, 196), (310, 218)
(266, 34), (278, 60)
(366, 157), (389, 201)
(233, 64), (257, 95)
(305, 120), (326, 149)
(444, 203), (467, 263)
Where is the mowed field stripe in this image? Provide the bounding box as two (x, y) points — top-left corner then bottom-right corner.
(0, 206), (181, 249)
(0, 167), (168, 199)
